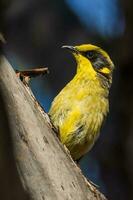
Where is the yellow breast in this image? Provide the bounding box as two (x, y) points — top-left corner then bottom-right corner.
(49, 72), (108, 160)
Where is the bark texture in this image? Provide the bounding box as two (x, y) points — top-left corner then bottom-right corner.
(0, 55), (107, 200)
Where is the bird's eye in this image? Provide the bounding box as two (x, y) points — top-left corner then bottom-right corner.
(86, 51), (94, 59)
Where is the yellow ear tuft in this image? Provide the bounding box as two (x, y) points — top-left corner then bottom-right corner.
(99, 67), (111, 74)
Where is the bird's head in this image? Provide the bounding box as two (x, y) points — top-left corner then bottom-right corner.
(62, 44), (114, 88)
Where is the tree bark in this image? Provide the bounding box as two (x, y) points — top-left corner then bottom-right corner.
(0, 55), (107, 200)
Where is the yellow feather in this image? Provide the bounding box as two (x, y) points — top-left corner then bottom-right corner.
(99, 67), (111, 74)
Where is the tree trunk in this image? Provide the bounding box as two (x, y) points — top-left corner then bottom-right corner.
(0, 55), (107, 200)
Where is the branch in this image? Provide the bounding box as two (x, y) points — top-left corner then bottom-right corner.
(0, 55), (107, 200)
(16, 68), (49, 84)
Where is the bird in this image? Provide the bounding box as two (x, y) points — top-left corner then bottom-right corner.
(49, 44), (114, 161)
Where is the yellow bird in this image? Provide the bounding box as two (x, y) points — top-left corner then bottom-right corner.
(49, 44), (114, 161)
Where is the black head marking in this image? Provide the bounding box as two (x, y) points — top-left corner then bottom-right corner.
(82, 49), (111, 71)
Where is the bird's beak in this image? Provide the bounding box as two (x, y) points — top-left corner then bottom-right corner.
(61, 45), (79, 54)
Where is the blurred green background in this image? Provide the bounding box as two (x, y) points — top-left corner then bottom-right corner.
(0, 0), (133, 199)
